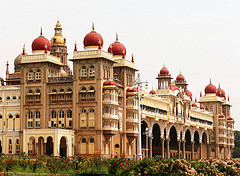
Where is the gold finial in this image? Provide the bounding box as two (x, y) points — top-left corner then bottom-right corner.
(74, 41), (77, 46)
(74, 41), (77, 51)
(92, 21), (95, 31)
(218, 83), (220, 88)
(210, 78), (212, 84)
(40, 27), (43, 36)
(116, 33), (119, 42)
(109, 44), (112, 48)
(163, 62), (165, 67)
(23, 44), (25, 50)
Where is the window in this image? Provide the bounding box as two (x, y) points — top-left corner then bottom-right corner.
(67, 110), (72, 118)
(104, 106), (110, 114)
(0, 97), (2, 102)
(13, 96), (16, 100)
(89, 66), (95, 77)
(89, 87), (95, 98)
(90, 109), (94, 113)
(36, 111), (40, 119)
(16, 115), (20, 118)
(80, 87), (87, 99)
(28, 112), (33, 119)
(28, 121), (33, 128)
(36, 69), (41, 80)
(80, 109), (87, 127)
(82, 138), (86, 143)
(52, 111), (56, 118)
(6, 96), (10, 100)
(59, 111), (64, 118)
(69, 120), (72, 127)
(16, 139), (20, 154)
(81, 66), (87, 77)
(52, 89), (57, 93)
(9, 115), (13, 119)
(0, 115), (2, 119)
(36, 121), (40, 128)
(28, 70), (34, 80)
(8, 139), (12, 154)
(60, 89), (64, 92)
(36, 89), (40, 93)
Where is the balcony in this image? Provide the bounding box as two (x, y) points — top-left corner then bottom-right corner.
(219, 134), (227, 138)
(126, 117), (139, 124)
(48, 76), (73, 83)
(103, 99), (119, 106)
(126, 104), (138, 110)
(103, 120), (119, 135)
(126, 126), (138, 137)
(103, 114), (119, 120)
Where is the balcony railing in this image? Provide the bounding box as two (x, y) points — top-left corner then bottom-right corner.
(48, 76), (73, 83)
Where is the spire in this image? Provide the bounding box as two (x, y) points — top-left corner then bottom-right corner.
(22, 44), (25, 55)
(92, 21), (95, 32)
(210, 78), (212, 84)
(74, 41), (77, 51)
(115, 33), (119, 42)
(195, 97), (197, 102)
(228, 95), (230, 101)
(40, 27), (43, 36)
(45, 44), (48, 53)
(6, 61), (9, 75)
(131, 53), (134, 62)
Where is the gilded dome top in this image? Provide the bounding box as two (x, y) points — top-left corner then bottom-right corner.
(51, 20), (66, 46)
(56, 20), (61, 28)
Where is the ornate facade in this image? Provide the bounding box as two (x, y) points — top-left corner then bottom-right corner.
(0, 21), (235, 159)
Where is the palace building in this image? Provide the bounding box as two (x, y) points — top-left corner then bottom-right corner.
(0, 21), (235, 159)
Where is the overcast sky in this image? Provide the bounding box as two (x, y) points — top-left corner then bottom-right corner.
(0, 0), (239, 130)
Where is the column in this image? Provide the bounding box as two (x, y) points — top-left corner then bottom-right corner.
(161, 138), (164, 159)
(199, 142), (202, 159)
(44, 142), (47, 155)
(177, 141), (180, 158)
(36, 142), (38, 155)
(149, 136), (152, 158)
(166, 139), (169, 159)
(207, 144), (211, 159)
(191, 141), (194, 159)
(182, 141), (185, 159)
(224, 147), (227, 159)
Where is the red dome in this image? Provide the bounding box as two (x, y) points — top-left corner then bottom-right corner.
(103, 81), (118, 87)
(84, 31), (103, 47)
(200, 105), (205, 110)
(218, 114), (226, 118)
(176, 73), (185, 81)
(217, 88), (225, 98)
(185, 90), (192, 97)
(227, 117), (234, 121)
(149, 90), (156, 94)
(205, 84), (217, 94)
(127, 87), (138, 92)
(108, 41), (126, 56)
(32, 36), (51, 51)
(160, 66), (169, 75)
(192, 103), (197, 107)
(170, 85), (180, 91)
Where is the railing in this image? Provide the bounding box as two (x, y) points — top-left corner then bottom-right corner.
(73, 50), (113, 61)
(22, 54), (61, 64)
(48, 76), (73, 82)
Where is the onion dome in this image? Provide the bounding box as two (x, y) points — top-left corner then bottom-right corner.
(216, 84), (225, 98)
(149, 90), (156, 94)
(160, 65), (169, 75)
(108, 33), (126, 57)
(192, 103), (197, 107)
(205, 80), (217, 94)
(32, 28), (51, 51)
(103, 81), (118, 87)
(176, 73), (185, 81)
(83, 23), (103, 48)
(14, 45), (27, 72)
(227, 117), (234, 121)
(126, 87), (138, 92)
(200, 105), (205, 110)
(185, 90), (192, 97)
(218, 114), (226, 119)
(170, 85), (180, 91)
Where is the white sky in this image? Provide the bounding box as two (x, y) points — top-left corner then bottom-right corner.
(0, 0), (239, 130)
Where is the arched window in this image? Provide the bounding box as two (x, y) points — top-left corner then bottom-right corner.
(89, 138), (95, 154)
(89, 87), (95, 99)
(82, 87), (86, 91)
(67, 110), (72, 118)
(82, 138), (86, 143)
(52, 111), (56, 118)
(0, 115), (2, 119)
(36, 89), (40, 93)
(0, 97), (2, 102)
(16, 114), (20, 118)
(6, 96), (10, 100)
(59, 111), (64, 118)
(67, 88), (72, 92)
(80, 87), (87, 100)
(80, 109), (87, 127)
(9, 115), (13, 118)
(8, 139), (12, 153)
(28, 70), (34, 80)
(81, 138), (87, 154)
(36, 90), (41, 101)
(36, 111), (40, 119)
(36, 69), (41, 80)
(89, 66), (95, 77)
(16, 139), (20, 154)
(13, 96), (16, 100)
(81, 66), (87, 77)
(60, 89), (64, 92)
(29, 90), (33, 94)
(52, 89), (57, 93)
(28, 112), (33, 119)
(88, 109), (95, 127)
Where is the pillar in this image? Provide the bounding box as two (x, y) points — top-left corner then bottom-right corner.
(191, 141), (194, 159)
(224, 147), (227, 159)
(199, 142), (202, 159)
(36, 142), (38, 155)
(166, 139), (169, 159)
(161, 138), (164, 158)
(207, 144), (211, 159)
(182, 141), (185, 159)
(177, 141), (180, 158)
(149, 136), (152, 158)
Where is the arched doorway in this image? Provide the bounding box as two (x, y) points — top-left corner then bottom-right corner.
(29, 137), (36, 155)
(60, 137), (67, 157)
(185, 129), (191, 159)
(141, 121), (149, 157)
(46, 137), (53, 156)
(194, 131), (200, 159)
(152, 123), (161, 157)
(202, 132), (208, 159)
(169, 126), (177, 158)
(37, 137), (44, 156)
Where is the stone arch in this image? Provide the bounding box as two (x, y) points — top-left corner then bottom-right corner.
(46, 136), (54, 156)
(152, 122), (161, 157)
(60, 136), (67, 157)
(141, 120), (150, 156)
(169, 125), (178, 152)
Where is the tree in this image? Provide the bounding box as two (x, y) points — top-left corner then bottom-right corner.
(232, 130), (240, 158)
